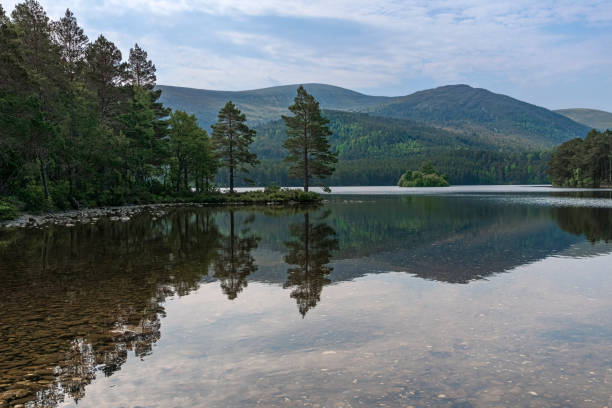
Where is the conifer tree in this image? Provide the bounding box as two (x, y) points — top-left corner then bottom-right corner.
(127, 43), (156, 90)
(53, 9), (88, 82)
(282, 86), (337, 191)
(86, 35), (126, 126)
(11, 0), (62, 200)
(211, 101), (259, 193)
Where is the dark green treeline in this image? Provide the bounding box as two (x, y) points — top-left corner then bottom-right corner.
(549, 129), (612, 187)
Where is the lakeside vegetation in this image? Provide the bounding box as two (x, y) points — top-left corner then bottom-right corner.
(1, 2), (608, 222)
(398, 163), (450, 187)
(0, 2), (333, 219)
(549, 130), (612, 187)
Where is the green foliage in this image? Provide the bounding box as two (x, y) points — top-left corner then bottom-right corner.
(0, 2), (220, 212)
(168, 110), (218, 193)
(248, 109), (553, 186)
(211, 101), (259, 192)
(549, 130), (612, 187)
(0, 199), (18, 220)
(282, 86), (337, 191)
(398, 162), (450, 187)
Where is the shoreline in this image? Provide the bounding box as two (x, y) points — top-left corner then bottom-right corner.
(0, 189), (322, 228)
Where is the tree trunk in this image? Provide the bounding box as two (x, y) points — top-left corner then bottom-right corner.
(229, 163), (234, 194)
(303, 125), (309, 192)
(183, 166), (188, 191)
(38, 156), (50, 200)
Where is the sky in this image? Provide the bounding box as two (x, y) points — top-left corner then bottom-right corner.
(3, 0), (612, 111)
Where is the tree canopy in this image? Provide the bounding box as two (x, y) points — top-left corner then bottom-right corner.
(282, 85), (337, 191)
(211, 101), (259, 193)
(549, 129), (612, 187)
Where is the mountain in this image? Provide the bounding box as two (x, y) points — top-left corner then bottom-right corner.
(158, 83), (590, 148)
(157, 83), (391, 131)
(158, 82), (589, 185)
(368, 85), (590, 147)
(555, 108), (612, 131)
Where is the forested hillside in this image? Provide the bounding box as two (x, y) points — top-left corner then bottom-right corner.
(159, 83), (590, 149)
(248, 111), (551, 186)
(369, 85), (590, 147)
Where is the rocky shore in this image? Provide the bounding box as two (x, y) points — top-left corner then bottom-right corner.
(1, 203), (182, 229)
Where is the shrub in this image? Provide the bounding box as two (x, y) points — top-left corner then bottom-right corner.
(0, 199), (19, 220)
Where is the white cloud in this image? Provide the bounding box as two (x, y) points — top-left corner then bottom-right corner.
(2, 0), (611, 108)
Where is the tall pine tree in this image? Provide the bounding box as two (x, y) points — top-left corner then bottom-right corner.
(127, 43), (156, 90)
(86, 35), (126, 127)
(282, 86), (337, 192)
(211, 101), (258, 193)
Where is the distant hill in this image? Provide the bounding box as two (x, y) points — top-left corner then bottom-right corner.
(157, 83), (391, 131)
(555, 108), (612, 131)
(253, 110), (517, 160)
(248, 110), (552, 186)
(158, 83), (590, 148)
(369, 85), (590, 147)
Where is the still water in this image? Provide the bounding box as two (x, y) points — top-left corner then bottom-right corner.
(1, 188), (612, 407)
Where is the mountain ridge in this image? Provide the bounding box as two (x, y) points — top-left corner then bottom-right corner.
(158, 82), (590, 148)
(555, 108), (612, 131)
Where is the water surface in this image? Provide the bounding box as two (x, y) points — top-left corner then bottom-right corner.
(1, 189), (611, 407)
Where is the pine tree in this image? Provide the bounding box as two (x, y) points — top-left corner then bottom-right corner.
(0, 5), (8, 26)
(211, 101), (259, 193)
(282, 86), (337, 192)
(86, 35), (126, 126)
(121, 86), (157, 186)
(52, 9), (88, 82)
(127, 43), (156, 90)
(52, 9), (89, 202)
(11, 0), (62, 201)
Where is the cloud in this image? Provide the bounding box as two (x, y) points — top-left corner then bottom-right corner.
(2, 0), (612, 109)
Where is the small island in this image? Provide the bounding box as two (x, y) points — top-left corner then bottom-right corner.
(398, 162), (450, 187)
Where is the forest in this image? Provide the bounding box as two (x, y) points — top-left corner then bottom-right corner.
(0, 2), (326, 218)
(0, 1), (222, 213)
(549, 129), (612, 187)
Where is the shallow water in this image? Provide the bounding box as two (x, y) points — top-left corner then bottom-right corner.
(1, 190), (611, 407)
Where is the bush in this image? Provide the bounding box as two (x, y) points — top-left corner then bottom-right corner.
(0, 199), (19, 220)
(17, 183), (54, 212)
(398, 166), (450, 187)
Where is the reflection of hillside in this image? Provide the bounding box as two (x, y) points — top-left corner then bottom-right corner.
(0, 211), (219, 407)
(244, 196), (604, 284)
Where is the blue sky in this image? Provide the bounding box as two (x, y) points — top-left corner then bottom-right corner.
(3, 0), (612, 111)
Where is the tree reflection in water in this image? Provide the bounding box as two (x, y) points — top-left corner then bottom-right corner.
(283, 211), (339, 317)
(213, 211), (260, 300)
(0, 210), (219, 407)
